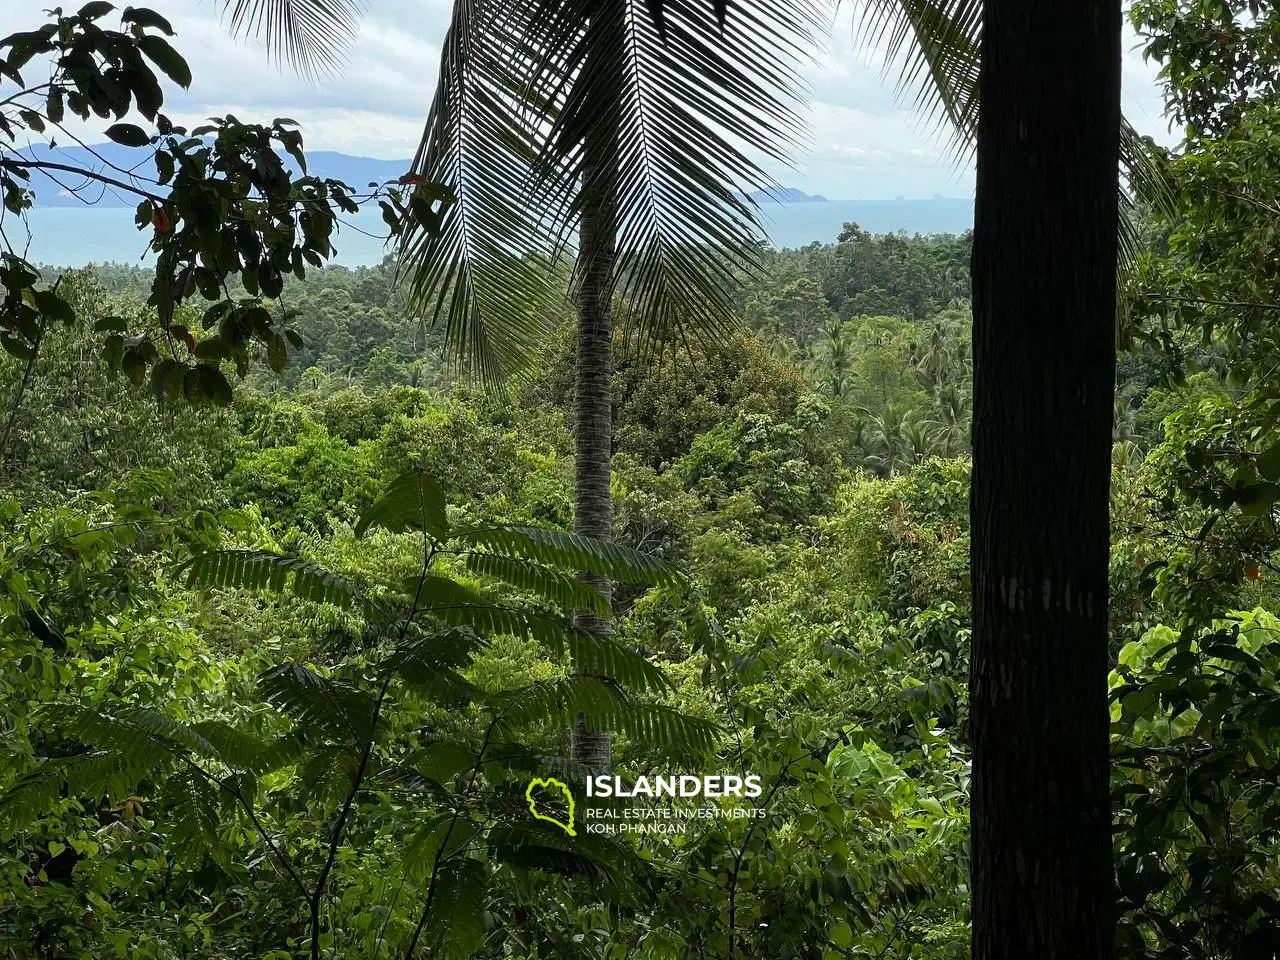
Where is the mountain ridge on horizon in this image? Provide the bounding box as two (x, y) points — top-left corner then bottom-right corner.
(16, 142), (411, 208)
(14, 142), (968, 210)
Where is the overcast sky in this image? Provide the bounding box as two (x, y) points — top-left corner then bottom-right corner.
(5, 1), (1176, 200)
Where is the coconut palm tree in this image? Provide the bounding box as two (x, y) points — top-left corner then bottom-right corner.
(217, 0), (823, 769)
(810, 316), (855, 398)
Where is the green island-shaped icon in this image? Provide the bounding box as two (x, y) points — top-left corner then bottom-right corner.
(526, 777), (576, 836)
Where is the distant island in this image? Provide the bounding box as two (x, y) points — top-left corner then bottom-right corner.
(745, 187), (828, 204)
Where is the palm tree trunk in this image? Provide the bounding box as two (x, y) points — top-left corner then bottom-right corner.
(569, 109), (617, 772)
(969, 1), (1120, 957)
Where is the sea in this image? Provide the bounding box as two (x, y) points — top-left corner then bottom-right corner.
(14, 198), (974, 269)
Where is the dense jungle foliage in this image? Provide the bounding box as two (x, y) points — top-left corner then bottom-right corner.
(5, 0), (1280, 958)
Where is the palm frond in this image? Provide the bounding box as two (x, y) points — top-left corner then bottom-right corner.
(1117, 122), (1174, 341)
(852, 0), (980, 153)
(542, 0), (825, 359)
(218, 0), (362, 80)
(401, 0), (824, 376)
(355, 471), (449, 541)
(457, 526), (683, 586)
(398, 0), (567, 383)
(181, 549), (363, 610)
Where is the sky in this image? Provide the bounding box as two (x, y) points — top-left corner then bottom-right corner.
(3, 1), (1177, 201)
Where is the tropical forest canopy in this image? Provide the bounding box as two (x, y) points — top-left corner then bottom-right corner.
(2, 1), (1280, 959)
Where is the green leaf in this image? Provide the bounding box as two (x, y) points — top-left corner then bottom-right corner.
(148, 357), (183, 399)
(417, 859), (487, 960)
(355, 471), (449, 541)
(155, 149), (174, 185)
(410, 741), (478, 786)
(499, 677), (717, 755)
(266, 332), (287, 374)
(138, 34), (192, 88)
(193, 339), (231, 361)
(188, 722), (269, 770)
(32, 289), (74, 324)
(387, 628), (485, 702)
(78, 1), (116, 20)
(18, 109), (44, 134)
(830, 921), (853, 948)
(258, 664), (376, 741)
(1257, 442), (1280, 482)
(189, 364), (233, 406)
(1, 336), (33, 361)
(121, 6), (175, 35)
(105, 123), (152, 147)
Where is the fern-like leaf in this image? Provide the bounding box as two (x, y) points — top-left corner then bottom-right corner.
(258, 664), (378, 743)
(0, 749), (167, 831)
(181, 550), (363, 610)
(189, 721), (272, 770)
(487, 822), (619, 883)
(60, 706), (220, 763)
(299, 743), (365, 807)
(407, 740), (480, 789)
(386, 627), (488, 704)
(564, 631), (671, 696)
(245, 731), (310, 776)
(169, 770), (223, 863)
(464, 553), (610, 615)
(457, 526), (682, 586)
(415, 858), (488, 960)
(411, 575), (487, 609)
(425, 601), (574, 649)
(497, 676), (717, 755)
(355, 471), (449, 541)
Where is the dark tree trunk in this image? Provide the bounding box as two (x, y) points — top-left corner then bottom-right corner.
(569, 112), (616, 772)
(969, 1), (1120, 958)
